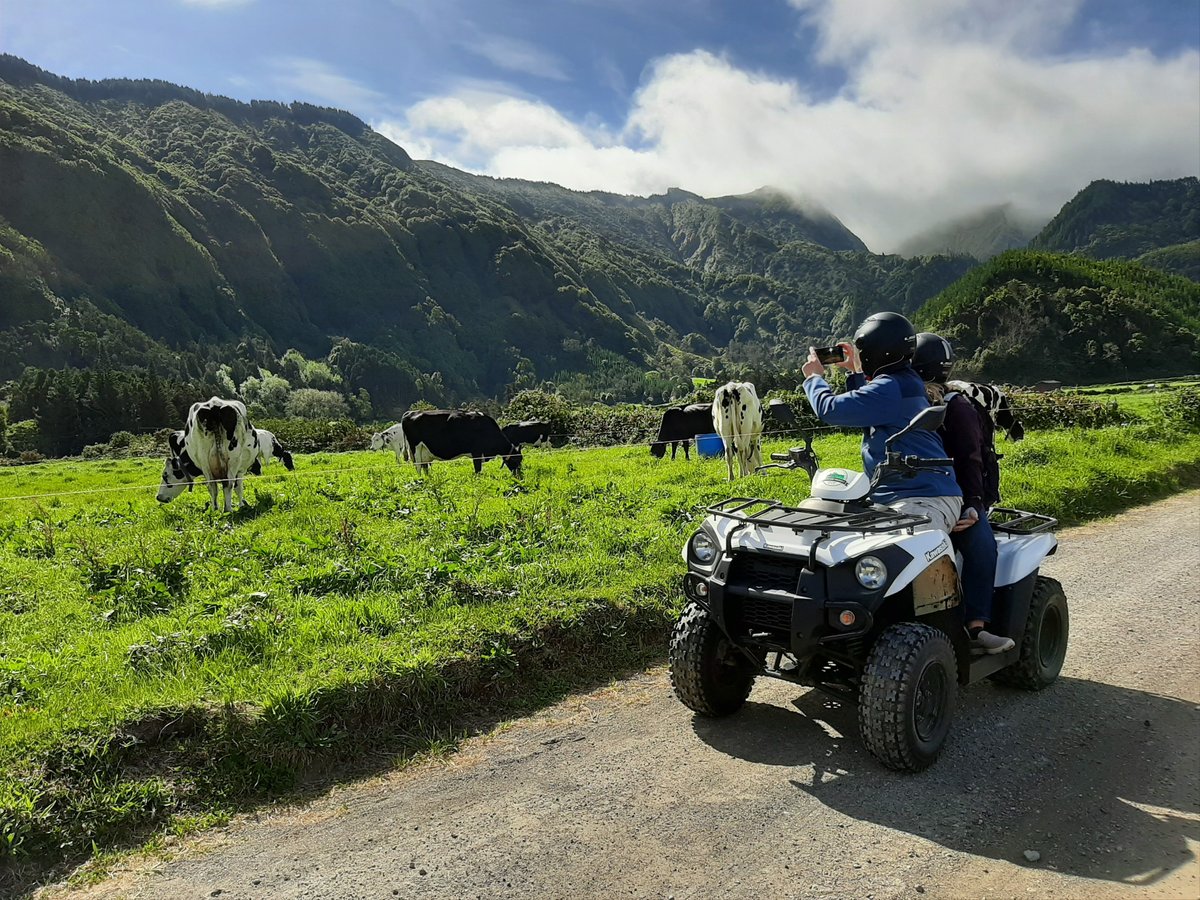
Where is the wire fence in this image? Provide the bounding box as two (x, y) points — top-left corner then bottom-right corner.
(0, 423), (852, 505)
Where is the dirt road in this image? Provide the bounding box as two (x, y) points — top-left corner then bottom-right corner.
(61, 492), (1200, 900)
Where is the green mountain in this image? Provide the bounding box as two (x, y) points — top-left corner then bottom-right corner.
(896, 203), (1044, 261)
(0, 55), (973, 420)
(1029, 177), (1200, 264)
(915, 249), (1200, 383)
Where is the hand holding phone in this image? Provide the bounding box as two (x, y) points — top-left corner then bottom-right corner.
(814, 345), (846, 365)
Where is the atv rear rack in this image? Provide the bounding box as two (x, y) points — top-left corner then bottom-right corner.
(707, 497), (931, 536)
(989, 507), (1058, 534)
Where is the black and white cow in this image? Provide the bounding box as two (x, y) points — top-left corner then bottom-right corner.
(370, 423), (408, 462)
(246, 429), (295, 475)
(159, 427), (292, 503)
(713, 381), (763, 481)
(649, 403), (713, 460)
(946, 381), (1026, 441)
(156, 398), (258, 511)
(400, 410), (522, 475)
(501, 420), (553, 449)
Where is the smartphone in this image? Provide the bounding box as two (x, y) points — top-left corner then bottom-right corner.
(815, 345), (846, 365)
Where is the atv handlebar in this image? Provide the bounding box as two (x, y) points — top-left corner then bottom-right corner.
(770, 452), (790, 462)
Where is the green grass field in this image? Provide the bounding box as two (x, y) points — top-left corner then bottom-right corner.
(3, 419), (1200, 871)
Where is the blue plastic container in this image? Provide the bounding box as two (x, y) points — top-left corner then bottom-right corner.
(695, 432), (725, 458)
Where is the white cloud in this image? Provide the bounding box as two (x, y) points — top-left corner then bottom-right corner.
(268, 57), (387, 114)
(382, 1), (1200, 250)
(466, 35), (570, 81)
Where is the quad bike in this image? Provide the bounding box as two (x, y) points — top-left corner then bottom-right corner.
(669, 406), (1069, 772)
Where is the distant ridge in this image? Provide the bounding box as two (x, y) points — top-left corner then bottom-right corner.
(896, 203), (1044, 261)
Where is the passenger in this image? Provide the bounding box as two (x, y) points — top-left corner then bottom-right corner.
(800, 312), (962, 534)
(911, 333), (1015, 654)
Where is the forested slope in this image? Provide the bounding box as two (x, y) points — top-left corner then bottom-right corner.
(916, 250), (1200, 382)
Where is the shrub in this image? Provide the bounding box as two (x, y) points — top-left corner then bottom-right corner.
(1157, 387), (1200, 431)
(1008, 391), (1128, 430)
(255, 418), (370, 453)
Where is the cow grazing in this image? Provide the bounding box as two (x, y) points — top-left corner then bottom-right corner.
(712, 382), (763, 481)
(371, 423), (410, 462)
(650, 403), (713, 460)
(156, 397), (257, 511)
(502, 420), (553, 449)
(401, 410), (522, 475)
(946, 381), (1025, 441)
(159, 427), (292, 501)
(247, 428), (295, 476)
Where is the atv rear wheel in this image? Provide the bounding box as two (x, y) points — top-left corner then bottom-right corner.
(991, 575), (1068, 690)
(669, 602), (756, 716)
(859, 622), (957, 772)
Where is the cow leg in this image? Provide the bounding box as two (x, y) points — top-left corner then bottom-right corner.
(683, 440), (690, 460)
(235, 477), (245, 509)
(473, 456), (483, 474)
(222, 479), (234, 513)
(670, 442), (677, 461)
(206, 481), (219, 511)
(725, 447), (736, 481)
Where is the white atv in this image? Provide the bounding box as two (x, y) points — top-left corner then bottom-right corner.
(669, 406), (1069, 772)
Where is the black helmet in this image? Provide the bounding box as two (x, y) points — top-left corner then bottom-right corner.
(853, 312), (916, 377)
(912, 332), (955, 383)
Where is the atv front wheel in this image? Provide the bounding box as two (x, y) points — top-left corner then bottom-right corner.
(669, 602), (756, 716)
(991, 575), (1068, 691)
(859, 622), (957, 772)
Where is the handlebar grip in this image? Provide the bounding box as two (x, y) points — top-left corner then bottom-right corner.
(922, 458), (954, 467)
(770, 452), (789, 461)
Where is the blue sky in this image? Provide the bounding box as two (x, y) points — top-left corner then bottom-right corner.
(3, 0), (1198, 250)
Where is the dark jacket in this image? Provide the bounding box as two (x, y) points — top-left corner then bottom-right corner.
(804, 366), (961, 503)
(941, 390), (1001, 515)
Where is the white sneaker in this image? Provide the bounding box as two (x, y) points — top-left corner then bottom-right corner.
(974, 629), (1016, 654)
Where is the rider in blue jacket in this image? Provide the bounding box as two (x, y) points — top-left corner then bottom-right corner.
(801, 312), (962, 533)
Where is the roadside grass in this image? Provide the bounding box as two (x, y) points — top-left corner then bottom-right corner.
(2, 420), (1200, 881)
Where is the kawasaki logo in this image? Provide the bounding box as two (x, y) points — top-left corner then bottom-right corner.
(925, 538), (950, 561)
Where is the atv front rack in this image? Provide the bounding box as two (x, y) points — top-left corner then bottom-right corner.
(989, 507), (1058, 534)
(707, 497), (931, 536)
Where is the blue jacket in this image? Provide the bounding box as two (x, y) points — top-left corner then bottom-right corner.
(803, 366), (961, 503)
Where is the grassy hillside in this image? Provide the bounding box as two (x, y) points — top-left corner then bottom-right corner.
(916, 250), (1200, 383)
(2, 398), (1199, 879)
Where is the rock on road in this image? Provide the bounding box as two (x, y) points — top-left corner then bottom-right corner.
(62, 492), (1200, 900)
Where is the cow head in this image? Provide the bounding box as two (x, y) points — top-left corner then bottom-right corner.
(273, 439), (295, 470)
(649, 441), (667, 459)
(369, 432), (385, 451)
(156, 455), (193, 503)
(502, 447), (524, 476)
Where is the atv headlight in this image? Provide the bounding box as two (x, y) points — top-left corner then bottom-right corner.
(690, 531), (717, 565)
(855, 555), (888, 589)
